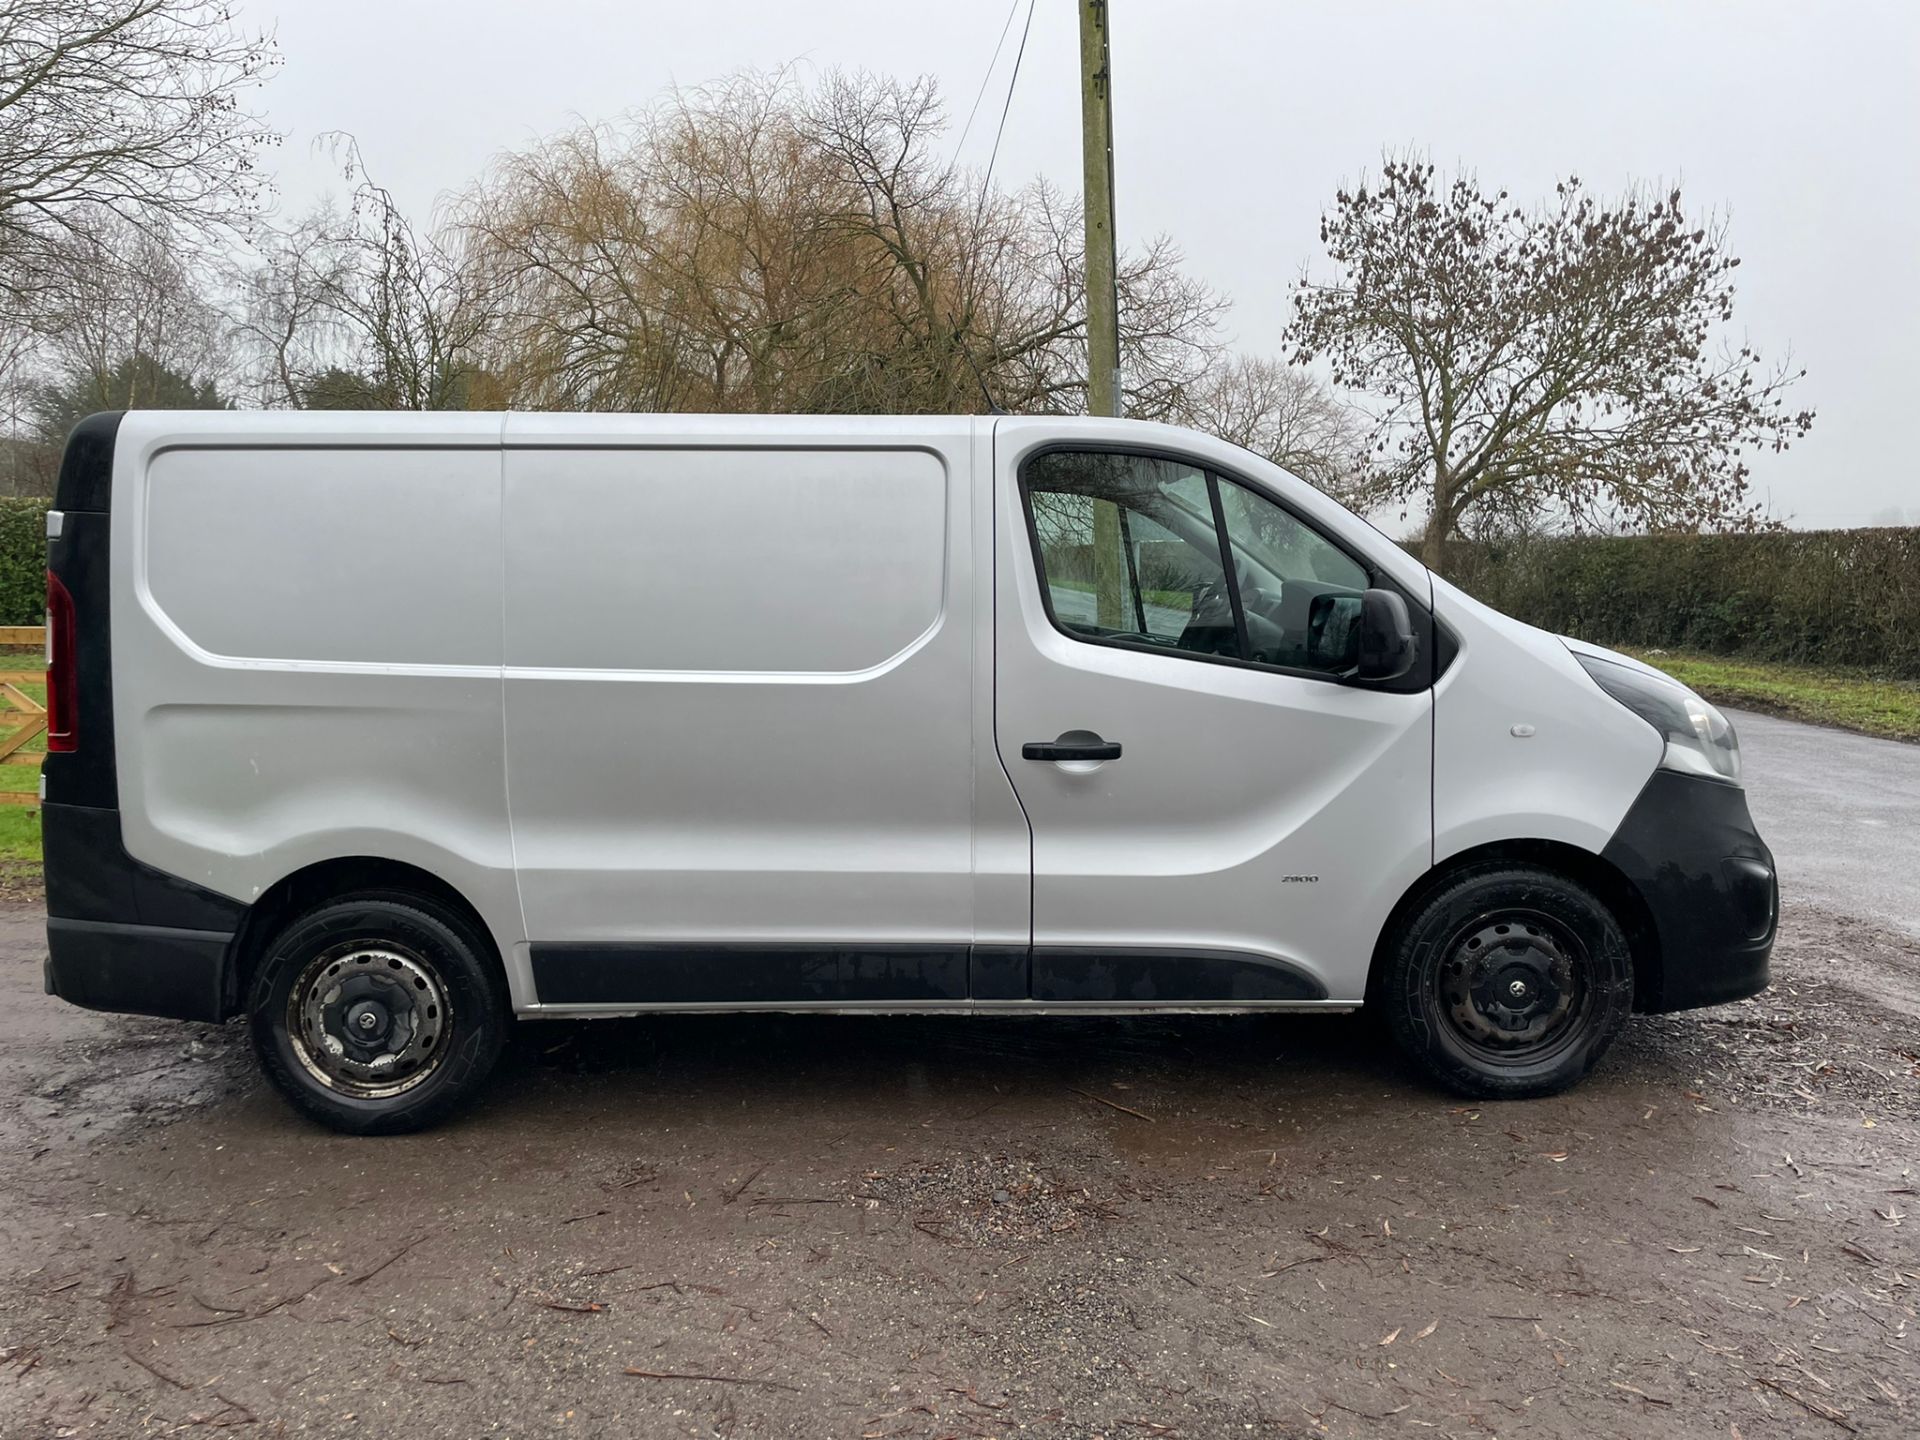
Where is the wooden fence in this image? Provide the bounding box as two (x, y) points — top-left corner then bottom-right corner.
(0, 626), (45, 807)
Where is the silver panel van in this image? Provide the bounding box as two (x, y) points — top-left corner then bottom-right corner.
(43, 411), (1776, 1131)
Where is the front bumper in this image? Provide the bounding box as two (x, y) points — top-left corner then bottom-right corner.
(1601, 769), (1778, 1013)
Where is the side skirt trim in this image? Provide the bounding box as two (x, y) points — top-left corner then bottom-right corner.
(528, 941), (1330, 1007)
(1030, 945), (1327, 1003)
(530, 943), (970, 1006)
(519, 1000), (1356, 1018)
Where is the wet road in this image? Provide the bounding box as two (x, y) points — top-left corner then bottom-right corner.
(1732, 709), (1920, 940)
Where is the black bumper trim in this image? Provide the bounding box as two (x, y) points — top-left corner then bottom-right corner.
(1601, 769), (1777, 1013)
(42, 802), (247, 1022)
(45, 917), (235, 1023)
(42, 802), (248, 932)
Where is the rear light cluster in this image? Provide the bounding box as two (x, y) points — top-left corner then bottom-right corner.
(46, 568), (77, 752)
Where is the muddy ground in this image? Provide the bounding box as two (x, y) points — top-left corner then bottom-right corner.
(1, 903), (1915, 1439)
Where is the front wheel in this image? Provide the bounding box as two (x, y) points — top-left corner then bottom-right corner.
(1380, 864), (1633, 1099)
(248, 893), (510, 1134)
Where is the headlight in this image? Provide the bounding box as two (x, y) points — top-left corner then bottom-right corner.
(1576, 654), (1741, 784)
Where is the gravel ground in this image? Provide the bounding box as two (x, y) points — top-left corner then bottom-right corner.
(1, 901), (1915, 1439)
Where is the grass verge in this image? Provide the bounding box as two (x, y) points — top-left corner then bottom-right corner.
(0, 808), (40, 860)
(0, 809), (41, 896)
(0, 654), (40, 880)
(1623, 649), (1920, 744)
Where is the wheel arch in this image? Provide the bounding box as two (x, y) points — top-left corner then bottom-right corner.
(1366, 839), (1663, 1012)
(222, 855), (502, 1019)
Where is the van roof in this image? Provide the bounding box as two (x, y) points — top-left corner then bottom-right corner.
(108, 410), (991, 447)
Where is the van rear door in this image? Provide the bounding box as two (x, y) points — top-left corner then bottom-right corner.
(990, 420), (1434, 1006)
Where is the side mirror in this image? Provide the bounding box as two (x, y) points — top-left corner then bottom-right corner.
(1356, 588), (1416, 681)
(1307, 587), (1419, 680)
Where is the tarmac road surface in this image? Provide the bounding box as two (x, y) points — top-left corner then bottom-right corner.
(1731, 709), (1920, 940)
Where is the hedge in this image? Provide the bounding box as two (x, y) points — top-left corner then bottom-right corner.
(1430, 528), (1920, 680)
(0, 500), (47, 628)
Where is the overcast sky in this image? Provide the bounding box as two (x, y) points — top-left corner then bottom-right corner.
(246, 0), (1917, 528)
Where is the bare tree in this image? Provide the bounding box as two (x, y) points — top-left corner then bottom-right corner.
(0, 1), (276, 310)
(0, 313), (50, 492)
(1174, 354), (1366, 502)
(459, 79), (801, 413)
(232, 139), (498, 410)
(801, 69), (1053, 413)
(461, 68), (1224, 419)
(1286, 155), (1815, 570)
(229, 204), (354, 408)
(0, 210), (231, 486)
(314, 138), (497, 409)
(35, 209), (226, 401)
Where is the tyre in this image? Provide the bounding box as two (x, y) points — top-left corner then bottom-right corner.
(247, 892), (510, 1134)
(1380, 864), (1633, 1099)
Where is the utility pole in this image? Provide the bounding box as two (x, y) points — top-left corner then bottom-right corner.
(1079, 0), (1120, 419)
(1080, 1), (1126, 627)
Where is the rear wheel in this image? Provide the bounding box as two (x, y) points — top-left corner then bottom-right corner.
(247, 893), (509, 1134)
(1381, 864), (1633, 1099)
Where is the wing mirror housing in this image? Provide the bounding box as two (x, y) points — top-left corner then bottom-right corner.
(1356, 588), (1417, 680)
(1308, 588), (1418, 681)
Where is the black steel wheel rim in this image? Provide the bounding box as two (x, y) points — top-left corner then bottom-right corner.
(1433, 908), (1592, 1067)
(285, 939), (452, 1099)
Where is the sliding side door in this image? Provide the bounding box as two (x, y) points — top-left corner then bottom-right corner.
(502, 418), (988, 1008)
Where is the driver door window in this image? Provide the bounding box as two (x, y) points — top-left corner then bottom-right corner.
(1021, 450), (1376, 678)
(1023, 452), (1243, 662)
(1215, 477), (1371, 674)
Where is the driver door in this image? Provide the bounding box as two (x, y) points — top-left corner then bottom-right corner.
(992, 434), (1434, 1005)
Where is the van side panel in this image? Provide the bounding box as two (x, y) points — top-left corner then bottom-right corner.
(500, 428), (981, 1003)
(1429, 576), (1661, 863)
(109, 416), (527, 1001)
(143, 447), (500, 666)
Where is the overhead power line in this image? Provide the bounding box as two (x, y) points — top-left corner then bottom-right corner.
(954, 0), (1022, 161)
(980, 0), (1039, 199)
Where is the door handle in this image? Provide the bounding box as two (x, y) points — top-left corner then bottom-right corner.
(1022, 737), (1122, 762)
